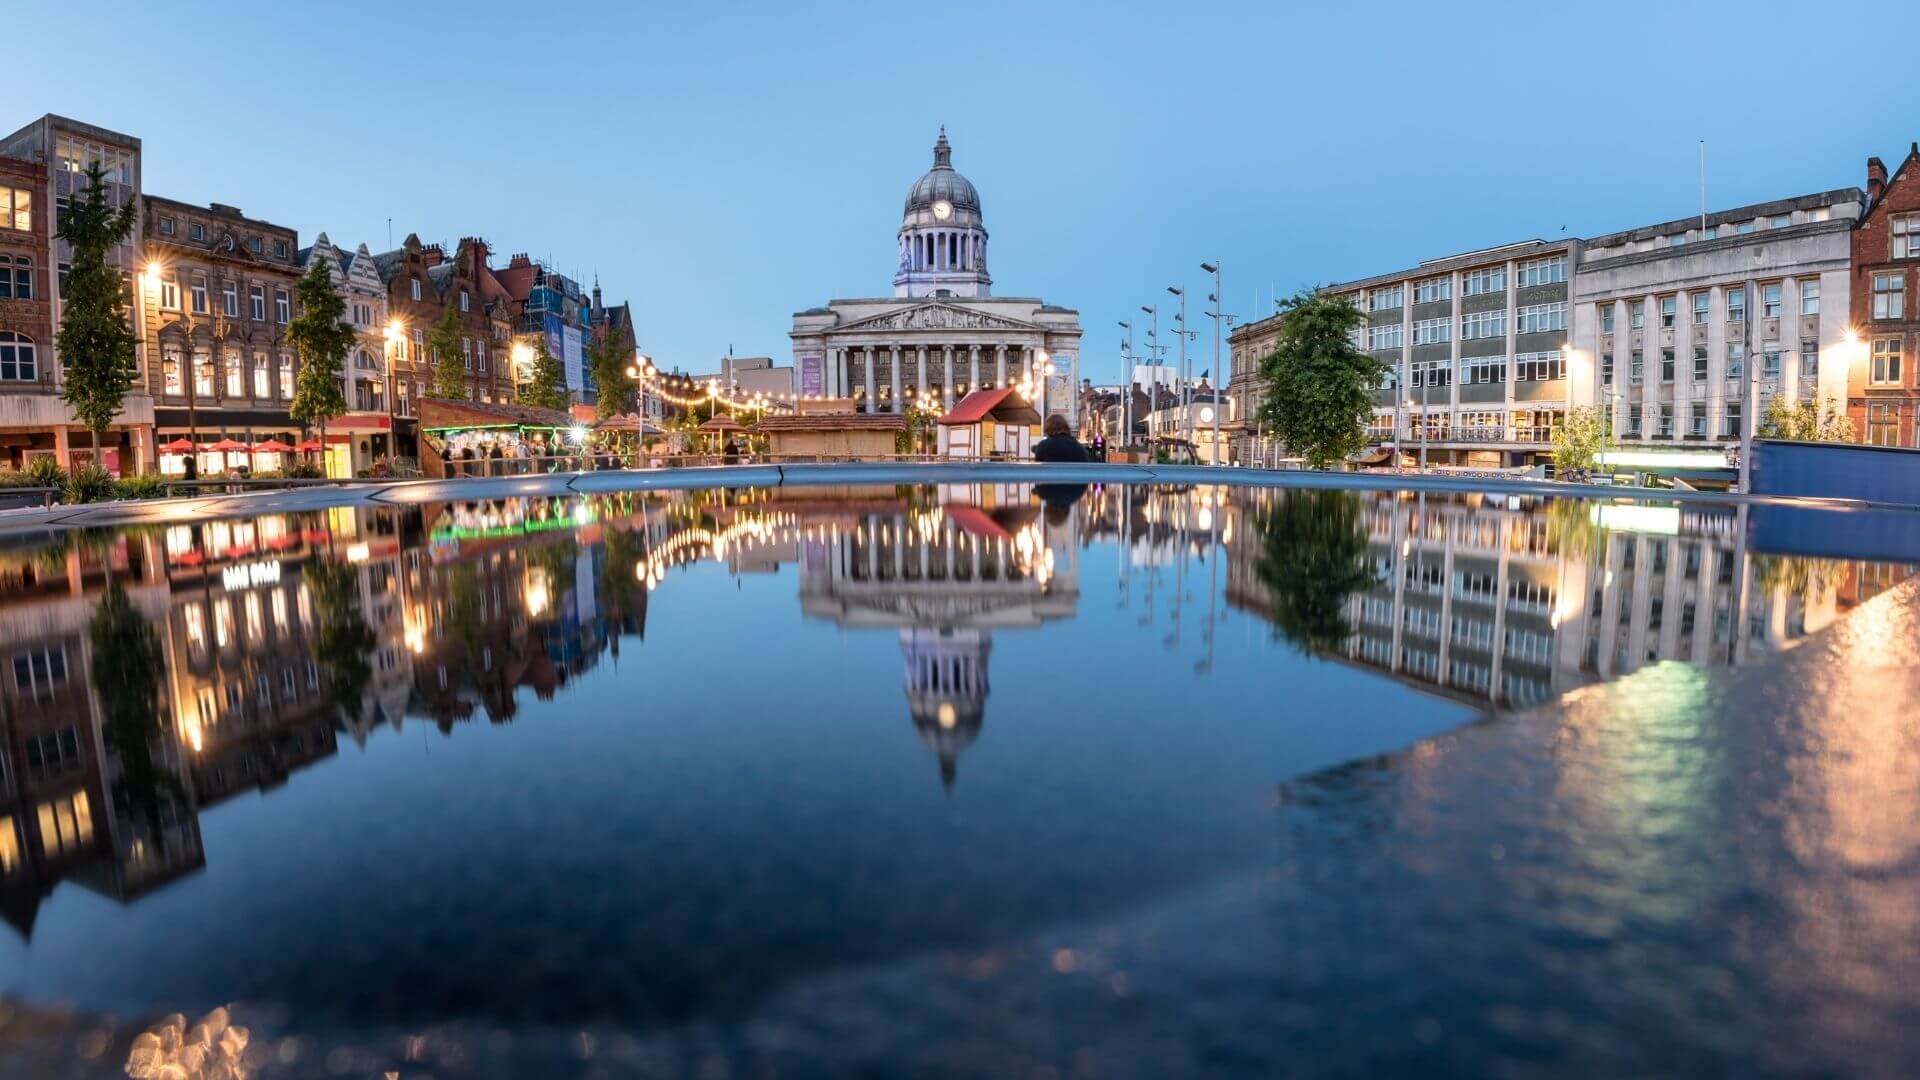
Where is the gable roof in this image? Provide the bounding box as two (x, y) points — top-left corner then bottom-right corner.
(1865, 142), (1920, 220)
(938, 387), (1040, 426)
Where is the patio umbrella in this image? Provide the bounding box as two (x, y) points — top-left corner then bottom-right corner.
(697, 415), (744, 433)
(293, 439), (325, 452)
(251, 439), (294, 453)
(159, 438), (196, 453)
(208, 438), (251, 452)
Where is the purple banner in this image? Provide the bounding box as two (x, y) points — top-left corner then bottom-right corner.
(799, 354), (824, 396)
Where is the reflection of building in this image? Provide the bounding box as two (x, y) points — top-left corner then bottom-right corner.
(795, 486), (1080, 787)
(790, 131), (1082, 420)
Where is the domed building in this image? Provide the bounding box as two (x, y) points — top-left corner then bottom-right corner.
(790, 130), (1083, 422)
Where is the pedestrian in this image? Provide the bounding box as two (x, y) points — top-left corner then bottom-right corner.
(724, 437), (741, 465)
(1032, 414), (1091, 463)
(438, 444), (452, 477)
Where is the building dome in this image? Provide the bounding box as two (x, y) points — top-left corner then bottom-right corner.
(903, 129), (981, 217)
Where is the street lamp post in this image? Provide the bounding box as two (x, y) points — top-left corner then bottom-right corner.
(1141, 305), (1165, 455)
(1201, 262), (1227, 465)
(1117, 320), (1134, 454)
(1168, 286), (1189, 446)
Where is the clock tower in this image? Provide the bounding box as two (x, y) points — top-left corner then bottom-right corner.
(894, 128), (991, 299)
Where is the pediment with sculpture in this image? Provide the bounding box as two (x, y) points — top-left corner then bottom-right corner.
(838, 304), (1039, 334)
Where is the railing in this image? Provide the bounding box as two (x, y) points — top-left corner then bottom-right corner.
(0, 486), (61, 509)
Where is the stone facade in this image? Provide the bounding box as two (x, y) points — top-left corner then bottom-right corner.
(139, 196), (304, 469)
(300, 232), (394, 471)
(1848, 145), (1920, 447)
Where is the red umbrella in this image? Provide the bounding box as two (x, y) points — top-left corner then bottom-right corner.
(208, 438), (251, 452)
(251, 439), (294, 453)
(293, 439), (325, 452)
(159, 438), (196, 453)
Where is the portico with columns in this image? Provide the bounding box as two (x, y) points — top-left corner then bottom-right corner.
(790, 131), (1082, 421)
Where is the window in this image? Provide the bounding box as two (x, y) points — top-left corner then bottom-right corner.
(1, 186), (30, 231)
(410, 278), (422, 301)
(411, 329), (423, 360)
(1873, 273), (1906, 320)
(13, 641), (69, 691)
(1727, 287), (1746, 322)
(1630, 300), (1646, 328)
(459, 289), (472, 313)
(1724, 401), (1742, 438)
(1799, 280), (1819, 316)
(1693, 293), (1710, 325)
(1727, 343), (1745, 380)
(1462, 266), (1506, 295)
(1692, 345), (1708, 381)
(190, 222), (205, 241)
(1629, 349), (1644, 384)
(0, 255), (27, 300)
(275, 289), (290, 323)
(160, 275), (179, 310)
(1770, 214), (1791, 228)
(1463, 355), (1506, 384)
(221, 281), (238, 317)
(1658, 403), (1674, 437)
(1601, 305), (1615, 333)
(1515, 302), (1566, 334)
(1410, 359), (1452, 388)
(1761, 346), (1781, 378)
(1656, 348), (1673, 383)
(1513, 350), (1563, 381)
(0, 332), (36, 381)
(1801, 339), (1819, 377)
(249, 284), (265, 320)
(1411, 317), (1450, 345)
(190, 274), (208, 314)
(1515, 255), (1566, 288)
(158, 216), (174, 236)
(163, 346), (182, 394)
(1367, 323), (1403, 350)
(1736, 220), (1754, 235)
(253, 352), (270, 397)
(224, 350), (243, 396)
(193, 351), (213, 395)
(461, 337), (473, 370)
(1868, 403), (1900, 446)
(1601, 349), (1614, 384)
(476, 341), (488, 372)
(1895, 215), (1920, 259)
(247, 236), (262, 254)
(1660, 296), (1677, 328)
(1762, 283), (1783, 318)
(274, 240), (288, 258)
(1668, 235), (1686, 248)
(1413, 277), (1450, 304)
(1872, 338), (1903, 385)
(1690, 407), (1706, 437)
(1628, 403), (1642, 436)
(1461, 310), (1505, 340)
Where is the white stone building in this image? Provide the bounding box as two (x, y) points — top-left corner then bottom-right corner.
(790, 131), (1082, 422)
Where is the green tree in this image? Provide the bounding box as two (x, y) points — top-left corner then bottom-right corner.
(89, 583), (183, 834)
(1551, 404), (1610, 477)
(56, 162), (139, 463)
(517, 337), (570, 412)
(1758, 393), (1854, 443)
(287, 257), (354, 456)
(429, 304), (468, 399)
(586, 331), (633, 419)
(307, 560), (377, 720)
(1254, 288), (1383, 469)
(1252, 489), (1380, 652)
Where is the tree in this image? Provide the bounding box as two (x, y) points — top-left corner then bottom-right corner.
(1254, 288), (1383, 469)
(517, 337), (570, 412)
(586, 330), (633, 419)
(90, 582), (183, 836)
(1551, 404), (1610, 477)
(426, 304), (468, 399)
(307, 560), (376, 721)
(1758, 393), (1855, 443)
(1252, 489), (1380, 652)
(287, 257), (354, 459)
(56, 161), (139, 464)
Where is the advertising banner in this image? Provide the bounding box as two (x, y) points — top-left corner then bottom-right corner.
(799, 353), (824, 396)
(562, 325), (584, 392)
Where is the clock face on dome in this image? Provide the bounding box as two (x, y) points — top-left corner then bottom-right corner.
(932, 200), (953, 221)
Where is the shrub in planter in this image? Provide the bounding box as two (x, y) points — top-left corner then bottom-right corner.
(64, 465), (117, 504)
(114, 473), (167, 500)
(25, 456), (66, 489)
(285, 462), (323, 479)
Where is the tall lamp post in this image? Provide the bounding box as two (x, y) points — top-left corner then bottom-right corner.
(1201, 262), (1228, 465)
(1141, 305), (1165, 451)
(1117, 320), (1134, 452)
(1167, 286), (1189, 446)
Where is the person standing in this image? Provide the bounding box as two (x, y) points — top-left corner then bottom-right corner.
(1032, 414), (1091, 463)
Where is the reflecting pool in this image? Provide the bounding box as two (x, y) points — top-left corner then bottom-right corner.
(0, 482), (1917, 1077)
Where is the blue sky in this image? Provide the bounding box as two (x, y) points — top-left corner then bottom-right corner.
(12, 1), (1916, 380)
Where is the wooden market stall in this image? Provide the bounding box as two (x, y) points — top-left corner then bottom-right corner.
(936, 388), (1041, 459)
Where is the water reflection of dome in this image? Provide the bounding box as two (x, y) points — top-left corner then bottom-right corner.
(902, 627), (989, 791)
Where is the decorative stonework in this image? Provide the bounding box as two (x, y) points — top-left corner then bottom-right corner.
(841, 304), (1036, 334)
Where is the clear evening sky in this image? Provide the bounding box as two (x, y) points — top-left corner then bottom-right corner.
(14, 1), (1917, 381)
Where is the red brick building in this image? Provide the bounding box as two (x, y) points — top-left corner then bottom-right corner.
(1849, 144), (1920, 446)
(0, 153), (54, 469)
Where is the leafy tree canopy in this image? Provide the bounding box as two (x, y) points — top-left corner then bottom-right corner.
(56, 162), (139, 452)
(1254, 288), (1384, 469)
(288, 257), (354, 433)
(517, 337), (570, 412)
(429, 305), (468, 399)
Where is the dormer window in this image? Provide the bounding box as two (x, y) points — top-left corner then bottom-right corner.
(274, 240), (288, 258)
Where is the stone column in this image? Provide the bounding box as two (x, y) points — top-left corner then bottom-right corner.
(889, 345), (902, 413)
(916, 345), (928, 400)
(864, 346), (877, 412)
(969, 345), (981, 393)
(942, 345), (954, 398)
(995, 344), (1007, 388)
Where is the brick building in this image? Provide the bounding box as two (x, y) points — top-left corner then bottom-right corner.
(1849, 144), (1920, 446)
(139, 196), (304, 474)
(0, 152), (54, 469)
(375, 234), (511, 455)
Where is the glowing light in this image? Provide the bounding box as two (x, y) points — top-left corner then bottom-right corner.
(1590, 504), (1681, 535)
(1594, 449), (1730, 470)
(568, 425), (588, 445)
(344, 542), (370, 563)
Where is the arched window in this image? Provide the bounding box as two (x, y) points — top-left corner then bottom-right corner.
(0, 255), (28, 300)
(0, 331), (37, 381)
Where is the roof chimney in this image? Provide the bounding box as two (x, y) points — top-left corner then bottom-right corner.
(1869, 156), (1888, 204)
